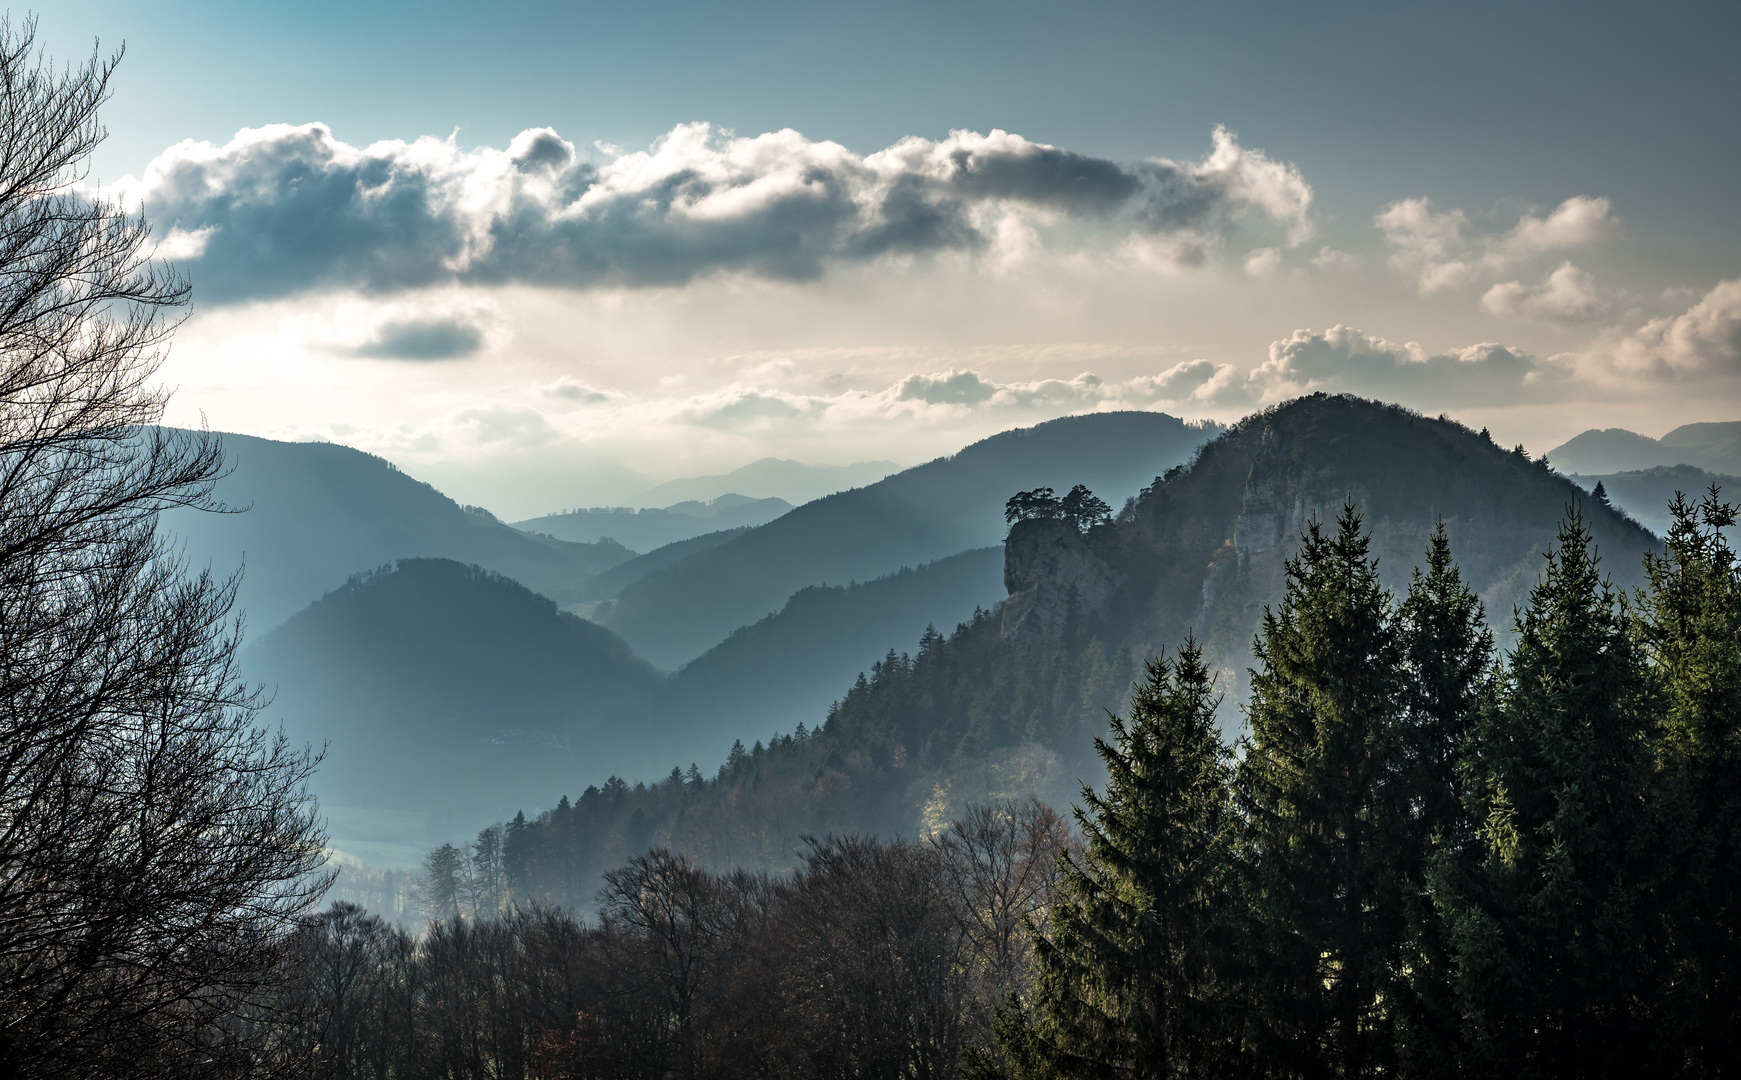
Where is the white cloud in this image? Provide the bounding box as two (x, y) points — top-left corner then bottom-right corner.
(1378, 194), (1619, 296)
(1601, 278), (1741, 378)
(1244, 247), (1283, 277)
(110, 121), (1315, 304)
(1480, 262), (1609, 322)
(1249, 324), (1565, 405)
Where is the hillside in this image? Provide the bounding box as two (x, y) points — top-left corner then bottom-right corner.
(634, 458), (900, 505)
(493, 396), (1667, 902)
(512, 494), (792, 549)
(600, 411), (1221, 668)
(247, 559), (661, 863)
(163, 432), (633, 634)
(1567, 464), (1741, 536)
(650, 548), (1005, 772)
(572, 528), (753, 602)
(1550, 420), (1741, 475)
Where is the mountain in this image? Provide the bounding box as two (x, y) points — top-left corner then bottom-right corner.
(572, 528), (754, 602)
(247, 559), (661, 864)
(490, 396), (1668, 899)
(1549, 420), (1741, 475)
(646, 547), (1005, 774)
(163, 432), (634, 635)
(1567, 464), (1741, 536)
(599, 412), (1222, 669)
(634, 458), (900, 505)
(511, 494), (792, 550)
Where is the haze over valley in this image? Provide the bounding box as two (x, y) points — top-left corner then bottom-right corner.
(14, 3), (1741, 1076)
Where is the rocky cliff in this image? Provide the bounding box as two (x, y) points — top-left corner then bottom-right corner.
(999, 518), (1124, 645)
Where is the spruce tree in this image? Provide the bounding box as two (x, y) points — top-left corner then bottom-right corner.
(1392, 524), (1492, 1071)
(998, 639), (1240, 1079)
(1636, 487), (1741, 1071)
(1433, 507), (1655, 1076)
(1235, 501), (1405, 1079)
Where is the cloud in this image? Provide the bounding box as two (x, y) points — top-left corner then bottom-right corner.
(1602, 278), (1741, 378)
(351, 316), (484, 359)
(1377, 195), (1618, 296)
(1480, 262), (1609, 322)
(114, 122), (1314, 303)
(1249, 325), (1564, 405)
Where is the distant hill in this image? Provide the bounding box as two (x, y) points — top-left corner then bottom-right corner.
(1549, 420), (1741, 475)
(163, 432), (633, 635)
(647, 547), (1005, 774)
(512, 494), (792, 550)
(572, 528), (752, 602)
(247, 559), (661, 861)
(600, 412), (1222, 669)
(1567, 464), (1741, 536)
(634, 458), (900, 506)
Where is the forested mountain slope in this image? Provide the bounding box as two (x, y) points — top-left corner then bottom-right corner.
(600, 411), (1220, 668)
(653, 547), (1005, 770)
(247, 559), (660, 861)
(163, 432), (632, 634)
(494, 396), (1664, 902)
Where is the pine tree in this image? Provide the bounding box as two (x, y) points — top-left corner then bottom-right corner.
(1433, 506), (1655, 1076)
(1636, 487), (1741, 1070)
(1235, 501), (1405, 1078)
(1392, 523), (1493, 1071)
(997, 639), (1240, 1079)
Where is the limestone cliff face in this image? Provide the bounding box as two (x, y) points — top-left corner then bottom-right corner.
(999, 518), (1123, 645)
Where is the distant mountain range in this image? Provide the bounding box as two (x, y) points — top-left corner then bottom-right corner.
(598, 412), (1222, 669)
(633, 458), (900, 505)
(512, 494), (793, 550)
(1548, 420), (1741, 475)
(162, 433), (633, 635)
(479, 395), (1671, 896)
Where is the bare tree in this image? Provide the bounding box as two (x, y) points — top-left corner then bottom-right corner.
(931, 798), (1075, 1017)
(0, 19), (328, 1078)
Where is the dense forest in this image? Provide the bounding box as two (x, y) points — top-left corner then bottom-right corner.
(296, 487), (1740, 1078)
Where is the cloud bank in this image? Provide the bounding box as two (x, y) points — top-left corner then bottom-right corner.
(1377, 195), (1618, 301)
(117, 123), (1313, 303)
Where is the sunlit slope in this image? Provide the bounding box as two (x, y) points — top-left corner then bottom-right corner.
(162, 432), (633, 635)
(600, 411), (1219, 669)
(247, 559), (661, 849)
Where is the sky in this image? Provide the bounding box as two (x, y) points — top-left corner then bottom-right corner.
(40, 0), (1741, 519)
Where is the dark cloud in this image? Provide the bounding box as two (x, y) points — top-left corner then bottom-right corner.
(352, 317), (484, 360)
(125, 122), (1313, 303)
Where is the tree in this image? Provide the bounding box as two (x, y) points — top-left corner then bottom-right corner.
(1392, 524), (1492, 1070)
(1235, 502), (1406, 1078)
(0, 20), (328, 1079)
(421, 844), (466, 924)
(997, 640), (1241, 1080)
(1006, 488), (1062, 524)
(1058, 485), (1111, 533)
(1433, 506), (1656, 1076)
(1635, 487), (1741, 1071)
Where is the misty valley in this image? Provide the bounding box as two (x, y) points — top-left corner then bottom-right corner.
(9, 5), (1741, 1079)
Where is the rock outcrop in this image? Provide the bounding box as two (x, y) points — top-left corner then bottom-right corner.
(999, 518), (1123, 645)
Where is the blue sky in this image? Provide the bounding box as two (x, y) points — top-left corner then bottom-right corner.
(40, 0), (1741, 516)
